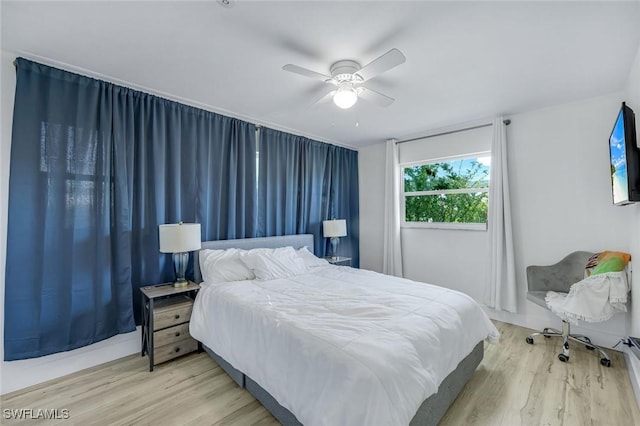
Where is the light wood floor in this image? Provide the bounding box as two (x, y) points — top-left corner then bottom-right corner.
(1, 321), (638, 426)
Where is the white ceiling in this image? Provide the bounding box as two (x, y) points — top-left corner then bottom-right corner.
(2, 1), (640, 148)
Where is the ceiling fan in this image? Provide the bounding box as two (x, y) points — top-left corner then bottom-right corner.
(282, 48), (406, 109)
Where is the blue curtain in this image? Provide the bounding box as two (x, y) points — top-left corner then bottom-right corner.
(4, 58), (257, 360)
(4, 57), (358, 360)
(258, 128), (359, 266)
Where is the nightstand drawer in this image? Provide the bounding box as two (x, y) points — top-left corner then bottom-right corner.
(153, 323), (191, 349)
(154, 337), (198, 365)
(153, 297), (193, 330)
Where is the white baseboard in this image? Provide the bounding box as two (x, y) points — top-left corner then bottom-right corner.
(0, 327), (141, 395)
(624, 346), (640, 410)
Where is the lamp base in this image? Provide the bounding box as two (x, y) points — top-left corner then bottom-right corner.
(329, 237), (340, 259)
(172, 252), (189, 288)
(173, 279), (188, 288)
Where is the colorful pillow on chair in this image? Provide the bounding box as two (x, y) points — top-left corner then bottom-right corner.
(585, 251), (631, 277)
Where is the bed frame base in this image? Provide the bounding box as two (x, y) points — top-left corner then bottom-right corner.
(203, 342), (483, 426)
(410, 341), (483, 426)
(204, 346), (245, 388)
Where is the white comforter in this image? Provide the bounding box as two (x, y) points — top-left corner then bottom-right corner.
(190, 265), (499, 426)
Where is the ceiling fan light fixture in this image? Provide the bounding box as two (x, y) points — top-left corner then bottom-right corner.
(333, 83), (358, 109)
(283, 48), (405, 109)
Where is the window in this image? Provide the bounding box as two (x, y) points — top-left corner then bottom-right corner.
(40, 121), (103, 229)
(401, 153), (491, 230)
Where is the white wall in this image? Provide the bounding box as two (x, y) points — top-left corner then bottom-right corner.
(360, 92), (634, 347)
(397, 124), (493, 300)
(625, 47), (640, 339)
(402, 228), (488, 301)
(0, 50), (141, 395)
(624, 45), (640, 408)
(359, 124), (493, 299)
(504, 92), (631, 345)
(359, 133), (491, 302)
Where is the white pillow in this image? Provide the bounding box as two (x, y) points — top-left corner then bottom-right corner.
(199, 248), (255, 283)
(297, 246), (329, 268)
(241, 246), (308, 280)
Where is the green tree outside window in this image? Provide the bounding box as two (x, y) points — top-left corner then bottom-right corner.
(403, 157), (490, 224)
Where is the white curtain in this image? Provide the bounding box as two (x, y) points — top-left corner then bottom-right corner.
(484, 118), (517, 312)
(383, 139), (403, 277)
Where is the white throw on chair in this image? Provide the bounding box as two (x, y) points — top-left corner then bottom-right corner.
(524, 251), (631, 367)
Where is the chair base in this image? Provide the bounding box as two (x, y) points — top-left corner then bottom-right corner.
(525, 321), (611, 367)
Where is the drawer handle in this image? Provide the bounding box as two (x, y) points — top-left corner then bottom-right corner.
(175, 332), (181, 337)
(175, 347), (181, 353)
(174, 314), (180, 320)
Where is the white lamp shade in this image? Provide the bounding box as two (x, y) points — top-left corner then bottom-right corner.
(159, 223), (202, 253)
(323, 219), (347, 238)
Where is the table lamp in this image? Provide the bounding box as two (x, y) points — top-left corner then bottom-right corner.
(323, 219), (347, 260)
(159, 222), (201, 287)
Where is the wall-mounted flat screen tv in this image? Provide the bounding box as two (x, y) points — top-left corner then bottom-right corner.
(609, 102), (640, 205)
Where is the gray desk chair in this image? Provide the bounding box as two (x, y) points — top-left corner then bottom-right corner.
(524, 251), (611, 367)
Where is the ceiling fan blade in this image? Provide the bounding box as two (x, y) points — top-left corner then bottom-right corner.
(283, 64), (332, 82)
(355, 48), (406, 81)
(311, 89), (336, 107)
(358, 86), (395, 108)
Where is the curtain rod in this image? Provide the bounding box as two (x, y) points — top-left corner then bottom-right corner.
(395, 119), (511, 145)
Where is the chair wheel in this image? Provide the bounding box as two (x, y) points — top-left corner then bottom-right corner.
(558, 354), (569, 362)
(526, 336), (534, 345)
(586, 345), (595, 351)
(600, 358), (611, 367)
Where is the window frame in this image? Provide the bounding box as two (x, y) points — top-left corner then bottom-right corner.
(400, 151), (491, 231)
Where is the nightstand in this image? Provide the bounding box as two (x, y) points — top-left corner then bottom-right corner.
(325, 256), (352, 267)
(140, 282), (200, 371)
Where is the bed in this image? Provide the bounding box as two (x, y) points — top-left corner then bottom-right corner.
(189, 234), (498, 426)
